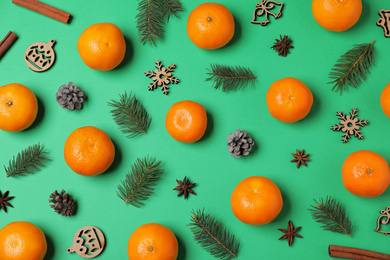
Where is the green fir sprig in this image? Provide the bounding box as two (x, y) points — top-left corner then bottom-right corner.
(136, 0), (183, 46)
(5, 143), (50, 178)
(108, 91), (151, 139)
(117, 156), (164, 207)
(206, 64), (257, 92)
(328, 40), (375, 94)
(308, 196), (352, 237)
(188, 208), (240, 260)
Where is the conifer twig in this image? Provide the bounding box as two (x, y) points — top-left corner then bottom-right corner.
(5, 143), (50, 177)
(136, 0), (164, 46)
(117, 156), (163, 207)
(206, 64), (257, 92)
(188, 208), (240, 259)
(159, 0), (183, 22)
(108, 91), (151, 139)
(328, 41), (375, 94)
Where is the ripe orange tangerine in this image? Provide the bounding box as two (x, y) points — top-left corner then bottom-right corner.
(231, 176), (283, 225)
(380, 82), (390, 119)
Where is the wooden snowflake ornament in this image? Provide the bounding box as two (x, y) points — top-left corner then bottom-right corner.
(331, 108), (369, 143)
(145, 60), (179, 95)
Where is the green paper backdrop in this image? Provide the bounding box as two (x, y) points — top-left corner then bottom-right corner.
(1, 0), (390, 259)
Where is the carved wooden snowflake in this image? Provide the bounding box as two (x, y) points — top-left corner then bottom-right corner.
(331, 108), (369, 143)
(145, 60), (179, 95)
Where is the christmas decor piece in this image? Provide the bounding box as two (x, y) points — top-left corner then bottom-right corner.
(271, 35), (294, 57)
(49, 190), (76, 217)
(67, 226), (105, 258)
(24, 39), (56, 72)
(329, 41), (375, 93)
(188, 208), (240, 259)
(206, 64), (257, 92)
(278, 220), (302, 247)
(0, 190), (14, 213)
(0, 31), (18, 60)
(5, 143), (50, 177)
(377, 10), (390, 38)
(136, 0), (183, 46)
(329, 245), (390, 260)
(251, 0), (284, 26)
(108, 91), (151, 138)
(331, 108), (369, 143)
(145, 60), (179, 95)
(12, 0), (71, 24)
(227, 129), (255, 158)
(56, 82), (86, 111)
(291, 149), (310, 168)
(309, 196), (352, 237)
(117, 156), (164, 207)
(173, 176), (197, 199)
(375, 206), (390, 236)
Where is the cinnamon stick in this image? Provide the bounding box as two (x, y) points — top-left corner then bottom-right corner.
(12, 0), (71, 24)
(329, 245), (390, 260)
(0, 31), (18, 60)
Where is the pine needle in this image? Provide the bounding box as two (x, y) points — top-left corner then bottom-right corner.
(188, 208), (240, 260)
(308, 196), (352, 237)
(136, 0), (164, 46)
(328, 40), (376, 94)
(5, 143), (50, 177)
(117, 156), (164, 207)
(206, 64), (257, 92)
(108, 91), (151, 139)
(159, 0), (183, 22)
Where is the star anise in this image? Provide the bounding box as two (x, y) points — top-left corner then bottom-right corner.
(0, 190), (14, 213)
(271, 35), (294, 57)
(291, 149), (310, 168)
(278, 220), (303, 247)
(173, 176), (196, 199)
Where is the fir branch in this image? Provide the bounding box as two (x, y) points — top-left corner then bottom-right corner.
(117, 156), (164, 207)
(206, 64), (257, 92)
(5, 143), (50, 177)
(159, 0), (183, 22)
(136, 0), (164, 46)
(328, 40), (375, 94)
(188, 208), (240, 260)
(108, 91), (151, 139)
(308, 196), (352, 237)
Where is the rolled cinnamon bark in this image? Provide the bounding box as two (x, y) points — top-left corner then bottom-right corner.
(329, 245), (390, 260)
(0, 31), (18, 60)
(12, 0), (71, 24)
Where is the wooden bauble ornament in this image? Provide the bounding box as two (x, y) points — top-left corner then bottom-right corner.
(67, 226), (105, 258)
(24, 39), (56, 72)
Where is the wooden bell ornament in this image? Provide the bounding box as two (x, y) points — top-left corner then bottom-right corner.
(67, 226), (106, 258)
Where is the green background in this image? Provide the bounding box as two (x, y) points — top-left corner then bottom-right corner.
(1, 0), (390, 259)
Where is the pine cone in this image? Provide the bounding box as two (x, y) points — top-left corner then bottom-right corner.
(227, 129), (255, 158)
(56, 82), (85, 111)
(49, 190), (76, 216)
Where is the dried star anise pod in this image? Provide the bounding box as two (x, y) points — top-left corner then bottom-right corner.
(278, 220), (303, 247)
(291, 149), (310, 168)
(271, 35), (294, 57)
(173, 176), (196, 199)
(0, 190), (14, 213)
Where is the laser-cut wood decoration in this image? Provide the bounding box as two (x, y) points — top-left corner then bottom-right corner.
(375, 206), (390, 236)
(24, 39), (56, 72)
(377, 9), (390, 38)
(67, 226), (106, 258)
(251, 0), (284, 26)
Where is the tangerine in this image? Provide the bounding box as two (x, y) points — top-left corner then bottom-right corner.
(64, 126), (115, 176)
(127, 223), (178, 260)
(266, 77), (313, 123)
(342, 150), (390, 197)
(380, 82), (390, 119)
(187, 3), (235, 49)
(231, 176), (283, 225)
(0, 83), (38, 132)
(165, 100), (207, 143)
(77, 23), (126, 71)
(0, 221), (47, 260)
(312, 0), (362, 32)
